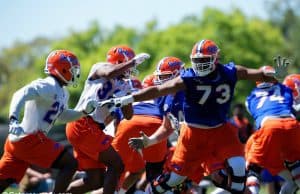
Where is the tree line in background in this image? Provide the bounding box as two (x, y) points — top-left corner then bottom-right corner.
(0, 0), (299, 122)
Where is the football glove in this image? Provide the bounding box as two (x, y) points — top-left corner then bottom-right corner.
(82, 100), (98, 114)
(97, 95), (134, 108)
(133, 53), (150, 65)
(9, 118), (24, 136)
(8, 117), (25, 142)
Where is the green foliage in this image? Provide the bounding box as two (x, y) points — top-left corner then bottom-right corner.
(1, 7), (298, 120)
(0, 39), (50, 120)
(266, 0), (300, 72)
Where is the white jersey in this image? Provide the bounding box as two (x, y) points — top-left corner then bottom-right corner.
(75, 62), (131, 124)
(9, 76), (69, 134)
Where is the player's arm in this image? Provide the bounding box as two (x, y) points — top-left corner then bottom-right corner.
(9, 85), (39, 120)
(128, 115), (175, 149)
(99, 77), (185, 111)
(236, 65), (277, 82)
(90, 60), (136, 80)
(90, 53), (150, 80)
(121, 104), (133, 120)
(114, 88), (134, 120)
(57, 109), (85, 122)
(151, 115), (176, 143)
(133, 76), (186, 102)
(58, 100), (98, 123)
(236, 55), (289, 82)
(26, 168), (48, 179)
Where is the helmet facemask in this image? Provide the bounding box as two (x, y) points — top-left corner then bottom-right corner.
(154, 70), (179, 85)
(69, 65), (81, 87)
(61, 55), (81, 87)
(191, 55), (216, 77)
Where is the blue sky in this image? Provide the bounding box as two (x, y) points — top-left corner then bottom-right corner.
(0, 0), (268, 49)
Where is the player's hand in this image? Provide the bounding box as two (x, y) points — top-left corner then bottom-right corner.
(273, 55), (290, 80)
(133, 53), (150, 65)
(128, 131), (151, 150)
(98, 95), (134, 108)
(8, 118), (24, 136)
(83, 100), (98, 114)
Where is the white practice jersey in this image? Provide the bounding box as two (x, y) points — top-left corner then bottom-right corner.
(75, 62), (131, 124)
(9, 76), (69, 134)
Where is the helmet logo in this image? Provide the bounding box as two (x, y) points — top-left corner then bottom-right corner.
(59, 54), (79, 67)
(167, 61), (182, 68)
(117, 48), (135, 60)
(195, 40), (219, 56)
(206, 45), (218, 54)
(293, 79), (300, 85)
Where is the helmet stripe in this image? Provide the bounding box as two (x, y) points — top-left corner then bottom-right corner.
(197, 39), (206, 54)
(156, 57), (165, 72)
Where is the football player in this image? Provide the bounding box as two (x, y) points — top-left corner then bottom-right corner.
(106, 39), (287, 193)
(65, 45), (150, 194)
(245, 66), (300, 194)
(0, 50), (96, 193)
(112, 57), (184, 193)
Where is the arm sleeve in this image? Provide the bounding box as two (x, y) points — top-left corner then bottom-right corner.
(9, 85), (39, 120)
(87, 63), (108, 80)
(224, 62), (238, 83)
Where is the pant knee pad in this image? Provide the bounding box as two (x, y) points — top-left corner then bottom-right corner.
(227, 156), (246, 177)
(285, 160), (300, 188)
(280, 180), (298, 194)
(151, 172), (186, 193)
(226, 156), (247, 192)
(285, 160), (300, 176)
